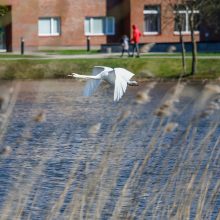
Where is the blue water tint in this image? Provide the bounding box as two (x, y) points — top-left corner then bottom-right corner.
(0, 80), (219, 219)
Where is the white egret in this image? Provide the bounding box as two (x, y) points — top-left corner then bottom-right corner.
(68, 66), (138, 101)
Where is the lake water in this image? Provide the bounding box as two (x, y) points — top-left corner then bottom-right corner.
(0, 80), (219, 220)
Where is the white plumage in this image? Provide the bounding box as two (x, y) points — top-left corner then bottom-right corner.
(68, 66), (138, 101)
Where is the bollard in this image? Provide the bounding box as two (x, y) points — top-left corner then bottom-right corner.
(86, 36), (90, 52)
(20, 37), (24, 55)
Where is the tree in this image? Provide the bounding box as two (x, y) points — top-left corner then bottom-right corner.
(187, 0), (198, 75)
(185, 0), (220, 75)
(168, 0), (220, 75)
(165, 0), (187, 76)
(170, 0), (200, 75)
(0, 6), (9, 17)
(196, 0), (220, 36)
(172, 2), (187, 75)
(175, 13), (187, 75)
(0, 6), (9, 40)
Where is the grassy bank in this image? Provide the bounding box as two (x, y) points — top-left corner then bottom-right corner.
(0, 58), (220, 80)
(38, 49), (220, 57)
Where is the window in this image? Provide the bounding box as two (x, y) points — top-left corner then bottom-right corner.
(144, 5), (160, 34)
(38, 17), (61, 36)
(0, 27), (6, 50)
(85, 17), (115, 35)
(174, 7), (199, 34)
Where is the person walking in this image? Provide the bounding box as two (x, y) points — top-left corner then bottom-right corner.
(131, 24), (141, 57)
(120, 35), (130, 57)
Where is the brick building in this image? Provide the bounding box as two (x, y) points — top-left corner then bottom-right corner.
(0, 0), (219, 52)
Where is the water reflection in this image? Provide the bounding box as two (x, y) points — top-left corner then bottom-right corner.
(0, 80), (219, 219)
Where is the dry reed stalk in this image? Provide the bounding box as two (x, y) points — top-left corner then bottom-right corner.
(110, 162), (140, 220)
(115, 116), (163, 219)
(60, 106), (136, 219)
(170, 123), (219, 219)
(119, 83), (187, 218)
(0, 82), (63, 219)
(46, 158), (84, 220)
(0, 82), (19, 143)
(139, 88), (218, 218)
(1, 81), (219, 219)
(66, 88), (159, 219)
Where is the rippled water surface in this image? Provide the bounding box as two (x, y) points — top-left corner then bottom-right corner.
(0, 80), (220, 220)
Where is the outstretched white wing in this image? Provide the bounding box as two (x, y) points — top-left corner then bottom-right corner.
(113, 68), (134, 101)
(92, 66), (113, 75)
(83, 79), (102, 96)
(84, 66), (113, 96)
(114, 68), (134, 81)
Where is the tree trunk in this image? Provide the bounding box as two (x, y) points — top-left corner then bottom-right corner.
(189, 5), (197, 75)
(178, 27), (186, 75)
(190, 29), (197, 75)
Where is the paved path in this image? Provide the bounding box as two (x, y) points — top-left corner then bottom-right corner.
(1, 52), (220, 60)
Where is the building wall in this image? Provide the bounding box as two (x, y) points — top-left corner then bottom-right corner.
(38, 0), (107, 48)
(11, 0), (39, 51)
(130, 0), (200, 43)
(2, 0), (219, 51)
(3, 0), (108, 51)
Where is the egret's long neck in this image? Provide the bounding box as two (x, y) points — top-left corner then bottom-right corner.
(73, 73), (100, 80)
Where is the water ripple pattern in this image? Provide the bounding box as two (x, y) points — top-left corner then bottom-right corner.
(0, 80), (219, 220)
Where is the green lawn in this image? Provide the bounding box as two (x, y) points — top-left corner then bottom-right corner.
(1, 50), (220, 58)
(38, 49), (220, 57)
(141, 52), (220, 57)
(0, 58), (219, 80)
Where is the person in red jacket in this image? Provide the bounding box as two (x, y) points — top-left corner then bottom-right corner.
(131, 24), (141, 57)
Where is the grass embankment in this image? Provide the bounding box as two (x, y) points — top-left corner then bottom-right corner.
(0, 58), (220, 80)
(39, 49), (220, 57)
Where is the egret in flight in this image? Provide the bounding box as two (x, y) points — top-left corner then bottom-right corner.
(68, 66), (138, 101)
